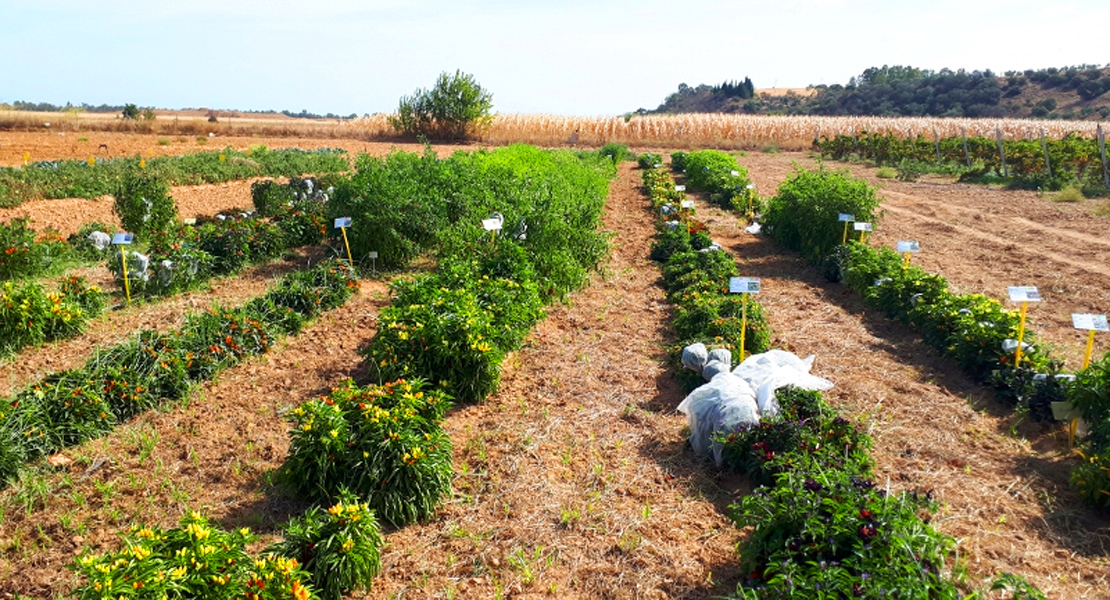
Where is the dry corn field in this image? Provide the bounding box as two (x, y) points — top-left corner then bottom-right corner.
(448, 114), (1107, 150)
(5, 109), (1105, 151)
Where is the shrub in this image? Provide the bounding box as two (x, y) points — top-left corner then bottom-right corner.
(71, 512), (318, 600)
(637, 152), (663, 169)
(269, 489), (383, 600)
(875, 166), (897, 178)
(113, 170), (178, 239)
(0, 278), (103, 357)
(731, 457), (957, 598)
(282, 379), (453, 525)
(682, 150), (752, 209)
(1053, 186), (1085, 203)
(599, 143), (632, 163)
(251, 179), (297, 216)
(0, 217), (69, 281)
(763, 166), (881, 263)
(670, 151), (688, 172)
(389, 70), (493, 140)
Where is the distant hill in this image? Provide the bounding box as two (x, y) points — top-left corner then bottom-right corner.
(642, 65), (1110, 121)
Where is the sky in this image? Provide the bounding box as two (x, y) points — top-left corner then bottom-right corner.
(1, 0), (1108, 117)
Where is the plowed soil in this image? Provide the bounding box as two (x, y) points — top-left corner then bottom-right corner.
(0, 137), (1108, 599)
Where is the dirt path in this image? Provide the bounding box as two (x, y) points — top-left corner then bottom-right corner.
(689, 182), (1110, 598)
(368, 162), (742, 599)
(733, 151), (1110, 370)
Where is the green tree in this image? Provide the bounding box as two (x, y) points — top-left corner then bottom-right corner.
(389, 70), (493, 140)
(121, 103), (139, 119)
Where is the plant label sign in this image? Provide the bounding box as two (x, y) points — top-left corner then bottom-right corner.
(481, 218), (502, 231)
(729, 277), (761, 294)
(112, 232), (134, 245)
(1008, 286), (1041, 303)
(681, 200), (696, 209)
(334, 217), (352, 229)
(1072, 313), (1109, 332)
(731, 170), (740, 176)
(675, 185), (686, 192)
(368, 251), (379, 259)
(838, 213), (855, 222)
(853, 222), (872, 232)
(896, 241), (920, 253)
(746, 183), (756, 190)
(183, 218), (197, 226)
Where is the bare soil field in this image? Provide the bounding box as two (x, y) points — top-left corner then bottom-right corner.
(0, 135), (1109, 598)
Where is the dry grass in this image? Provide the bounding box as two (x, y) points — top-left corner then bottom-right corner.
(6, 108), (1104, 152)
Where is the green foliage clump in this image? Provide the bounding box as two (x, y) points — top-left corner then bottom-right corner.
(598, 143), (632, 163)
(670, 151), (688, 172)
(389, 70), (493, 140)
(251, 179), (297, 216)
(682, 150), (752, 210)
(113, 171), (178, 239)
(269, 489), (383, 599)
(0, 275), (103, 358)
(282, 379), (453, 525)
(71, 512), (318, 600)
(763, 166), (881, 263)
(0, 217), (71, 281)
(637, 152), (663, 169)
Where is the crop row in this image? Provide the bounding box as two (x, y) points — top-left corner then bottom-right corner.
(819, 131), (1110, 192)
(0, 259), (357, 487)
(0, 146), (349, 207)
(641, 159), (994, 598)
(66, 144), (618, 599)
(750, 161), (1110, 509)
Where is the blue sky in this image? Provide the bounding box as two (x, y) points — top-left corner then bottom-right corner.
(2, 0), (1107, 116)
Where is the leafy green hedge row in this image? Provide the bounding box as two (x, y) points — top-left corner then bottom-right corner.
(642, 166), (770, 392)
(108, 176), (334, 298)
(670, 149), (754, 212)
(759, 165), (1109, 510)
(349, 145), (614, 404)
(831, 240), (1110, 507)
(0, 259), (358, 487)
(0, 146), (349, 207)
(1, 275), (104, 357)
(0, 217), (71, 281)
(640, 162), (991, 598)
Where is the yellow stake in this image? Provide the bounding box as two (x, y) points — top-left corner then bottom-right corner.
(140, 159), (146, 169)
(120, 247), (132, 305)
(902, 252), (912, 270)
(739, 293), (749, 362)
(340, 226), (354, 271)
(842, 221), (850, 245)
(1083, 329), (1097, 370)
(1014, 302), (1029, 368)
(1069, 418), (1078, 448)
(87, 157), (95, 166)
(23, 152), (29, 166)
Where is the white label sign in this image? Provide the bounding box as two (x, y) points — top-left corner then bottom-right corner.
(112, 232), (134, 245)
(334, 217), (352, 228)
(1072, 313), (1109, 332)
(853, 222), (872, 232)
(680, 200), (695, 209)
(481, 218), (502, 231)
(896, 241), (920, 253)
(731, 170), (740, 176)
(674, 185), (686, 192)
(838, 213), (855, 222)
(729, 277), (762, 294)
(1008, 286), (1041, 303)
(368, 251), (379, 259)
(183, 218), (197, 226)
